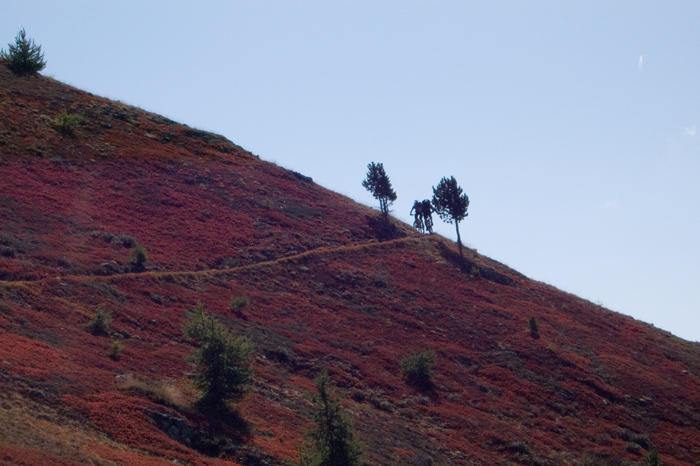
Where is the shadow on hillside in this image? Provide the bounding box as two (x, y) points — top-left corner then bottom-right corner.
(367, 215), (407, 242)
(196, 402), (251, 435)
(186, 404), (255, 458)
(404, 376), (440, 402)
(436, 241), (515, 287)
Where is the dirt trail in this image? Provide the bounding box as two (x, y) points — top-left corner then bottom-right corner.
(0, 235), (435, 288)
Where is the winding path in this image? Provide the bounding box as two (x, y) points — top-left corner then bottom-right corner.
(0, 235), (438, 288)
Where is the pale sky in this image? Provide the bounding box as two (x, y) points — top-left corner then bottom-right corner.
(3, 2), (699, 341)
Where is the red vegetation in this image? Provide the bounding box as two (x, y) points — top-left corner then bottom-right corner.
(2, 62), (700, 466)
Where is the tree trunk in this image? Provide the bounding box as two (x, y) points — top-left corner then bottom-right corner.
(455, 221), (463, 257)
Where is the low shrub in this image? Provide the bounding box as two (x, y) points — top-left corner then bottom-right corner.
(116, 234), (136, 248)
(229, 296), (249, 312)
(109, 340), (123, 360)
(400, 350), (436, 388)
(625, 442), (642, 455)
(88, 307), (112, 336)
(52, 111), (83, 135)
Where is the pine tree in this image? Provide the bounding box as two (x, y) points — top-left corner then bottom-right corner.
(298, 371), (362, 466)
(1, 29), (46, 76)
(432, 176), (469, 255)
(362, 162), (397, 217)
(644, 444), (662, 466)
(183, 304), (253, 409)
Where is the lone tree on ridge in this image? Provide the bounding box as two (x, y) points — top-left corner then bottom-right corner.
(362, 162), (397, 217)
(432, 176), (469, 256)
(1, 28), (46, 76)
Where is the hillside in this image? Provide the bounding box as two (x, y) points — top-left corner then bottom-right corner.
(1, 63), (700, 466)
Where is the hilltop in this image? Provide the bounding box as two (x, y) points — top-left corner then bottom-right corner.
(1, 62), (700, 466)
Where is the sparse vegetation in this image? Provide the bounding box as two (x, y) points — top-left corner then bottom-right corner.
(129, 244), (148, 272)
(400, 350), (436, 388)
(109, 340), (124, 360)
(362, 162), (397, 217)
(432, 176), (469, 256)
(625, 442), (642, 455)
(51, 110), (83, 135)
(87, 307), (112, 336)
(298, 371), (362, 466)
(182, 304), (253, 410)
(1, 28), (46, 76)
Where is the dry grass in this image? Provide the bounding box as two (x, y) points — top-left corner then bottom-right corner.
(117, 373), (194, 410)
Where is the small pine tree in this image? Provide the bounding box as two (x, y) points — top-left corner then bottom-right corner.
(183, 304), (253, 409)
(432, 176), (469, 256)
(1, 29), (46, 76)
(109, 340), (124, 361)
(298, 371), (362, 466)
(644, 443), (662, 466)
(528, 316), (539, 339)
(87, 307), (112, 336)
(129, 244), (148, 272)
(361, 162), (397, 217)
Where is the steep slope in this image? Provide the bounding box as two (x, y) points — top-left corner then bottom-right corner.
(2, 63), (700, 466)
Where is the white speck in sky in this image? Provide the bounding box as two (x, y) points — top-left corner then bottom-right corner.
(683, 126), (696, 136)
(603, 199), (618, 209)
(638, 55), (643, 71)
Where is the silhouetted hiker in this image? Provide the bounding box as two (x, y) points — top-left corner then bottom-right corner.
(421, 199), (434, 233)
(410, 200), (424, 233)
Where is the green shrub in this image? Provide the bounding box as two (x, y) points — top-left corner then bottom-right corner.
(109, 340), (124, 360)
(1, 28), (46, 76)
(52, 110), (83, 135)
(298, 371), (362, 466)
(88, 307), (112, 336)
(400, 350), (435, 388)
(229, 296), (249, 313)
(129, 244), (148, 272)
(183, 304), (253, 410)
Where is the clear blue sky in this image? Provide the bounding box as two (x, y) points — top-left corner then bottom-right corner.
(3, 2), (699, 341)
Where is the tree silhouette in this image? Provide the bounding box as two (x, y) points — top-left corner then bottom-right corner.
(1, 29), (46, 76)
(432, 176), (469, 255)
(362, 162), (396, 217)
